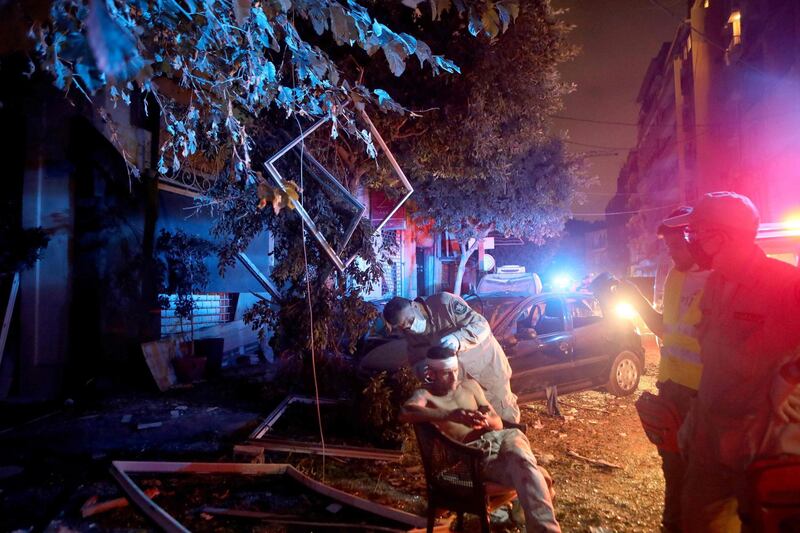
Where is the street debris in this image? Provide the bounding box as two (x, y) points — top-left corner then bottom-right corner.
(109, 461), (429, 531)
(568, 449), (623, 470)
(135, 422), (163, 430)
(81, 488), (159, 518)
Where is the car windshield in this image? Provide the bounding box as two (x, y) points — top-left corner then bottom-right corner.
(476, 274), (537, 297)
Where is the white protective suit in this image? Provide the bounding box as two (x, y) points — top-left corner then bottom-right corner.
(405, 292), (520, 422)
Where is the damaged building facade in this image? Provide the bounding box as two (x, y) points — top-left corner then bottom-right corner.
(607, 0), (800, 284)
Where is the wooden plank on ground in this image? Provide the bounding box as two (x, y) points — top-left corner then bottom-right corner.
(110, 461), (428, 531)
(249, 394), (339, 440)
(246, 394), (404, 462)
(140, 339), (178, 392)
(202, 507), (403, 531)
(245, 438), (403, 462)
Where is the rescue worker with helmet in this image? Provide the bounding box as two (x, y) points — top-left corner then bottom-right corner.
(660, 192), (800, 532)
(615, 206), (710, 532)
(383, 292), (520, 423)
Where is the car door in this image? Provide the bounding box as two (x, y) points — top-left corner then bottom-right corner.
(498, 296), (574, 394)
(565, 295), (612, 381)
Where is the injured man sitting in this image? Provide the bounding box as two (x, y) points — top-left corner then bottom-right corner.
(399, 346), (561, 533)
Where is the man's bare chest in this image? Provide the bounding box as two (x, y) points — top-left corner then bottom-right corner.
(425, 388), (479, 411)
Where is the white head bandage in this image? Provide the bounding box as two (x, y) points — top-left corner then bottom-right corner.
(425, 356), (458, 371)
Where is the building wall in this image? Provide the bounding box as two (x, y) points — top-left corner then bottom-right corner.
(610, 0), (800, 275)
(690, 0), (800, 220)
(625, 38), (685, 276)
(20, 108), (72, 399)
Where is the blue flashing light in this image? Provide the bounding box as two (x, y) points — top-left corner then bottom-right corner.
(553, 274), (572, 291)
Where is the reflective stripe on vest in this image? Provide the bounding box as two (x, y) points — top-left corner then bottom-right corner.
(661, 270), (706, 368)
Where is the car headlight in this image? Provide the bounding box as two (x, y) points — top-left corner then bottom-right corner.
(614, 302), (638, 320)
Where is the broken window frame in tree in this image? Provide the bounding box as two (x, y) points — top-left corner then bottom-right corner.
(110, 460), (429, 532)
(263, 110), (414, 272)
(246, 394), (404, 462)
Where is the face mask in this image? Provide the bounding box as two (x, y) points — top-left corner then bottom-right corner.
(409, 316), (427, 334)
(687, 239), (715, 270)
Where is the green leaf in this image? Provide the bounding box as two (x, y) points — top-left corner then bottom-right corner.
(382, 40), (408, 76)
(309, 8), (328, 34)
(373, 88), (391, 105)
(414, 39), (432, 67)
(232, 0), (251, 26)
(330, 3), (356, 45)
(481, 5), (501, 38)
(497, 4), (511, 33)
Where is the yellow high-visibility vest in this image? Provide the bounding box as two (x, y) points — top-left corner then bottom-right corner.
(659, 268), (710, 390)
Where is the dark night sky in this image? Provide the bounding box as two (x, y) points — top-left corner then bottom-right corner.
(550, 0), (680, 220)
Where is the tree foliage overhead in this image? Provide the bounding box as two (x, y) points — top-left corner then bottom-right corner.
(31, 0), (516, 182)
(368, 0), (587, 293)
(417, 139), (584, 246)
(387, 0), (577, 181)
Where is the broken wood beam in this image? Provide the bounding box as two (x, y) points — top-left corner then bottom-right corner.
(245, 438), (403, 462)
(567, 450), (623, 470)
(202, 507), (403, 532)
(111, 461), (427, 531)
(232, 444), (265, 464)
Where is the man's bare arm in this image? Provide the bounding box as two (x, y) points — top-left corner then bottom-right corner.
(399, 388), (497, 429)
(399, 390), (452, 424)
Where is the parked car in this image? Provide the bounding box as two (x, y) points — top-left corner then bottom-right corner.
(358, 292), (645, 402)
(475, 268), (542, 297)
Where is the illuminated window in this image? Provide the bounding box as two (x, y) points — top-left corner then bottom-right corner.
(704, 0), (709, 7)
(729, 11), (742, 46)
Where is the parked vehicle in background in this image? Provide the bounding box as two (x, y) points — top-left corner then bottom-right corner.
(359, 291), (645, 402)
(756, 221), (800, 266)
(468, 265), (543, 328)
(476, 265), (543, 296)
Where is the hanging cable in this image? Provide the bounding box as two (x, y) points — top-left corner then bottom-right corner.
(296, 115), (327, 481)
(290, 54), (326, 479)
(573, 202), (685, 217)
(551, 114), (639, 127)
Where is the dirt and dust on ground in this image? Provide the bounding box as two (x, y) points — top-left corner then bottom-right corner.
(0, 346), (665, 532)
(522, 349), (664, 532)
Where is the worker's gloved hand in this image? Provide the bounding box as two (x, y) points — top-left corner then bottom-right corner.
(440, 334), (460, 352)
(770, 361), (800, 423)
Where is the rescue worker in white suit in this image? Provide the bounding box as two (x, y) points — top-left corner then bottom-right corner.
(383, 292), (520, 423)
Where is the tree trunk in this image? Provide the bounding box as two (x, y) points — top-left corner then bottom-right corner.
(453, 238), (480, 296)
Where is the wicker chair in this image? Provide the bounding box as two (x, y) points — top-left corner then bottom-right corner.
(413, 422), (520, 533)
